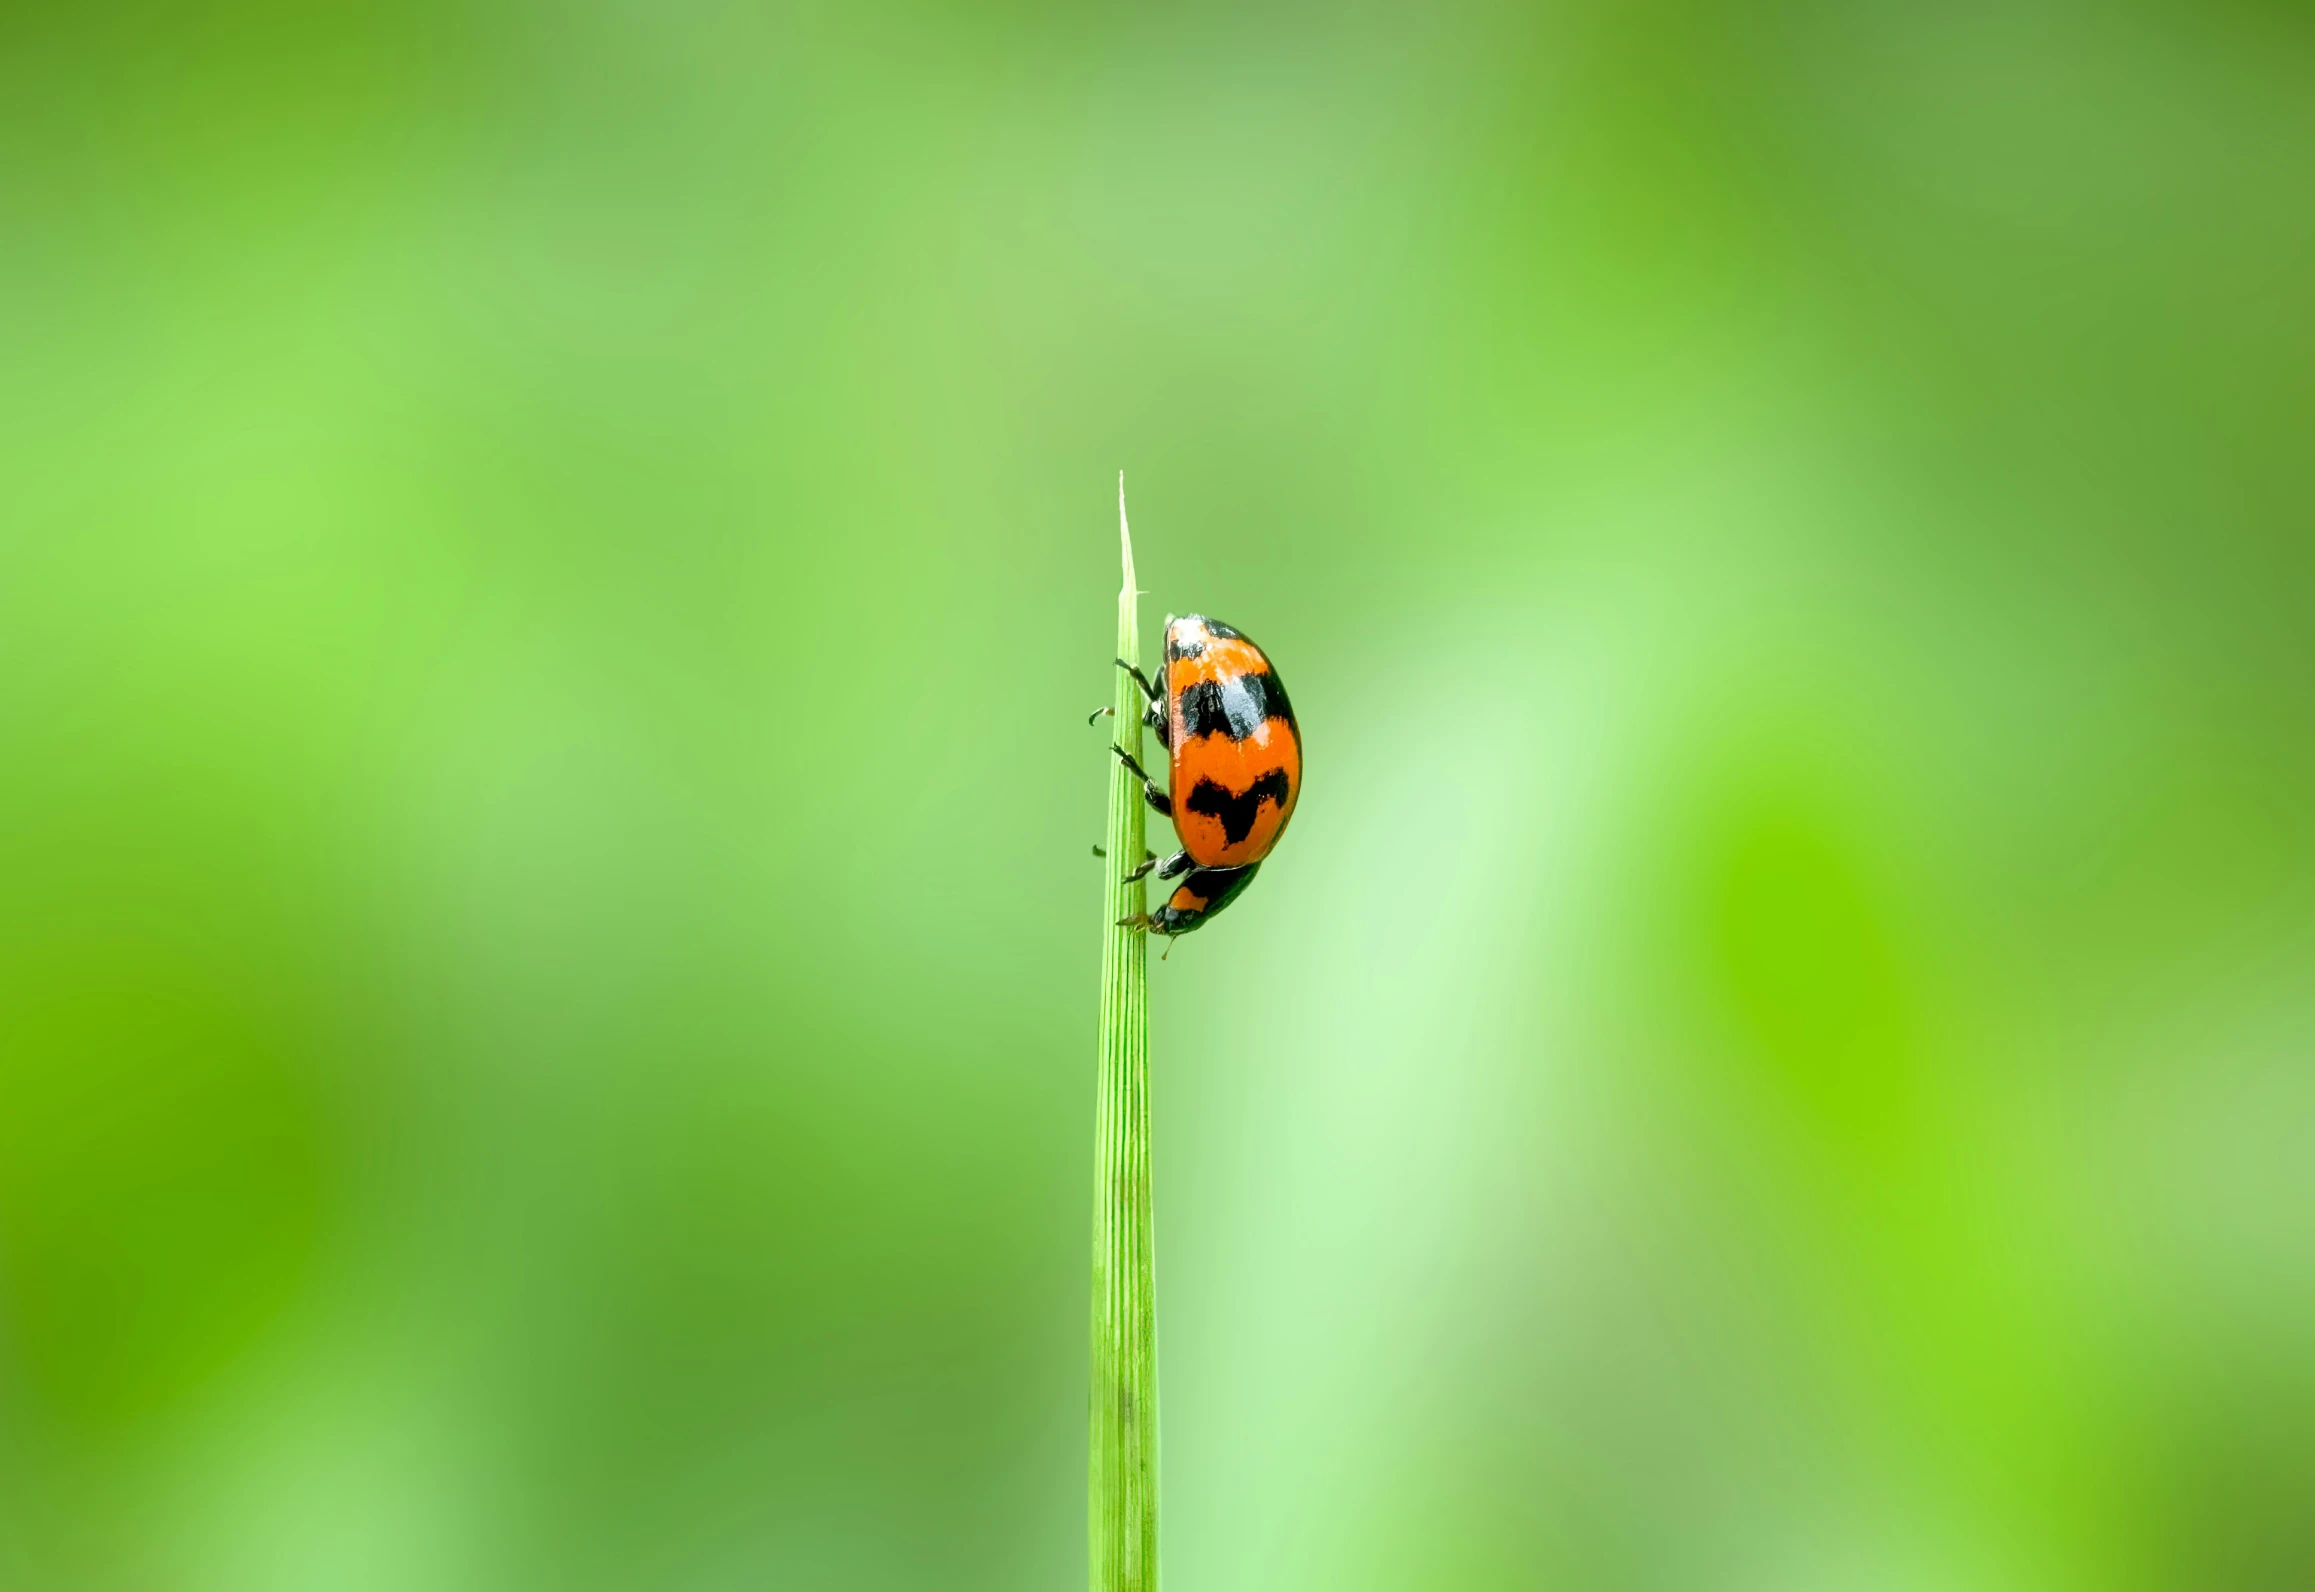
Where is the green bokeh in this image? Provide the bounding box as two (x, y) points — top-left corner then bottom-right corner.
(3, 3), (2310, 1588)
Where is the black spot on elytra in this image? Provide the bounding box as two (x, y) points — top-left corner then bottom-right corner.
(1177, 670), (1294, 742)
(1185, 768), (1291, 845)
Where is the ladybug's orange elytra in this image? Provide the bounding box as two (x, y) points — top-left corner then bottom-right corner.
(1105, 614), (1300, 937)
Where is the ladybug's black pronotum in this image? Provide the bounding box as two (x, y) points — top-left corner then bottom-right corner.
(1096, 614), (1300, 936)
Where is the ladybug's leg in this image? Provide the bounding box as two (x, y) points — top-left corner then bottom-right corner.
(1090, 701), (1168, 746)
(1121, 849), (1190, 884)
(1091, 699), (1168, 748)
(1094, 660), (1168, 743)
(1114, 658), (1161, 706)
(1109, 745), (1172, 818)
(1092, 845), (1157, 863)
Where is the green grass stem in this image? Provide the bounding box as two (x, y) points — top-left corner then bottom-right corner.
(1090, 473), (1158, 1591)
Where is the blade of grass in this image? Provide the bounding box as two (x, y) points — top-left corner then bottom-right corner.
(1090, 472), (1158, 1591)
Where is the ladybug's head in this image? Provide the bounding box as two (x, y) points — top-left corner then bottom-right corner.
(1163, 614), (1245, 661)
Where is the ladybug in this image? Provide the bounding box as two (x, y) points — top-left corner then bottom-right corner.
(1095, 613), (1301, 936)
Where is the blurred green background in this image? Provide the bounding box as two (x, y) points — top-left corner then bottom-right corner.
(3, 2), (2311, 1588)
